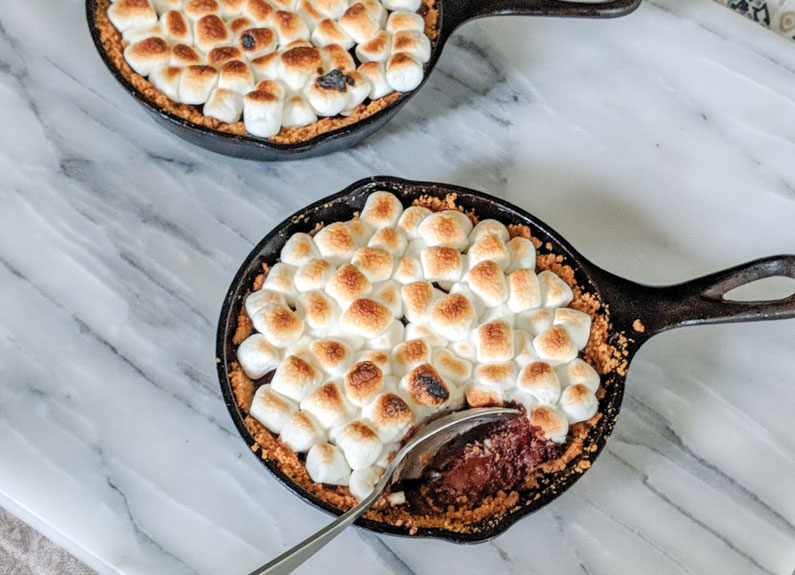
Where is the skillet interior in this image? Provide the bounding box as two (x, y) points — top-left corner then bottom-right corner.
(216, 176), (631, 542)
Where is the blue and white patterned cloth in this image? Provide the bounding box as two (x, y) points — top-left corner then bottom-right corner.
(715, 0), (795, 41)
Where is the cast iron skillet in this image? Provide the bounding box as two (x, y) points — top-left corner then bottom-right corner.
(86, 0), (641, 161)
(216, 176), (795, 542)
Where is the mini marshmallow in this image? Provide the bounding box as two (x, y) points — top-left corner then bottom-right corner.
(294, 258), (335, 292)
(304, 75), (349, 116)
(218, 59), (255, 92)
(239, 27), (278, 58)
(417, 210), (472, 251)
(237, 333), (282, 378)
(228, 16), (255, 37)
(244, 86), (284, 137)
(555, 358), (600, 393)
(538, 270), (574, 308)
(479, 304), (515, 327)
(514, 329), (540, 367)
(295, 290), (341, 333)
(516, 362), (560, 404)
(344, 360), (385, 405)
(249, 384), (297, 433)
(124, 37), (171, 76)
(151, 0), (184, 14)
(345, 219), (373, 247)
(367, 227), (407, 257)
(149, 65), (183, 101)
(351, 248), (393, 283)
(530, 405), (569, 443)
(270, 354), (321, 401)
(391, 30), (430, 63)
(340, 298), (393, 338)
(359, 192), (403, 228)
(359, 0), (387, 25)
(400, 364), (450, 409)
(371, 281), (402, 317)
(284, 333), (314, 358)
(281, 411), (327, 452)
(392, 256), (423, 285)
(503, 387), (537, 414)
(311, 18), (354, 49)
(506, 237), (536, 273)
(325, 264), (372, 308)
(467, 260), (508, 308)
(421, 246), (463, 286)
(184, 0), (220, 21)
(341, 71), (371, 115)
(560, 384), (599, 423)
(516, 307), (554, 336)
(532, 325), (578, 366)
(362, 392), (415, 443)
(382, 0), (420, 10)
(338, 2), (379, 44)
(280, 46), (324, 90)
(357, 61), (392, 100)
(325, 329), (365, 351)
(171, 43), (203, 65)
(385, 52), (423, 92)
(448, 283), (485, 319)
(467, 235), (510, 272)
(553, 308), (591, 350)
(386, 10), (424, 33)
(506, 268), (541, 313)
(281, 93), (318, 127)
(349, 466), (383, 499)
(123, 23), (162, 46)
(309, 339), (354, 377)
(429, 293), (476, 341)
(261, 263), (295, 303)
(400, 281), (435, 324)
(300, 381), (352, 428)
(433, 348), (471, 384)
(245, 288), (286, 317)
(365, 318), (404, 350)
(270, 10), (310, 45)
(336, 420), (383, 469)
(404, 323), (448, 348)
(280, 232), (319, 267)
(161, 10), (192, 43)
(392, 339), (431, 377)
(475, 320), (514, 363)
(355, 30), (391, 63)
(314, 223), (357, 265)
(271, 0), (298, 10)
(396, 206), (430, 239)
(207, 45), (244, 67)
(219, 0), (246, 17)
(178, 64), (218, 104)
(251, 304), (304, 348)
(465, 383), (502, 408)
(295, 0), (325, 30)
(243, 0), (275, 23)
(321, 44), (355, 72)
(474, 362), (516, 390)
(194, 14), (229, 52)
(315, 0), (347, 18)
(249, 51), (281, 81)
(355, 350), (391, 376)
(449, 338), (476, 361)
(255, 78), (288, 100)
(109, 0), (158, 32)
(469, 219), (509, 244)
(306, 443), (351, 485)
(375, 443), (397, 467)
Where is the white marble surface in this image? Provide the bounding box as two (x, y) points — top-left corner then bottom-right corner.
(1, 1), (794, 574)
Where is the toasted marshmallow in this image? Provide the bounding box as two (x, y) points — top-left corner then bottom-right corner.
(358, 193), (401, 228)
(351, 248), (393, 283)
(469, 219), (510, 244)
(382, 0), (420, 10)
(218, 59), (255, 92)
(243, 0), (275, 23)
(336, 421), (383, 469)
(306, 443), (351, 485)
(184, 0), (220, 21)
(160, 10), (192, 43)
(309, 339), (354, 377)
(280, 46), (323, 90)
(467, 235), (510, 271)
(400, 281), (434, 324)
(249, 51), (281, 81)
(151, 0), (184, 14)
(355, 350), (391, 376)
(295, 0), (324, 30)
(315, 0), (347, 18)
(344, 360), (384, 406)
(281, 411), (327, 452)
(467, 260), (508, 308)
(421, 246), (462, 286)
(349, 466), (382, 499)
(362, 392), (414, 442)
(237, 333), (282, 378)
(449, 337), (476, 361)
(270, 354), (321, 400)
(474, 362), (515, 390)
(280, 232), (319, 267)
(239, 27), (278, 58)
(344, 219), (372, 247)
(357, 61), (392, 100)
(516, 362), (560, 404)
(295, 291), (340, 334)
(553, 308), (591, 350)
(561, 384), (599, 423)
(503, 386), (537, 414)
(400, 364), (450, 408)
(271, 10), (310, 46)
(321, 44), (356, 72)
(392, 339), (431, 377)
(367, 227), (407, 258)
(433, 348), (471, 385)
(313, 223), (359, 266)
(538, 270), (574, 308)
(417, 210), (472, 251)
(465, 384), (502, 408)
(338, 2), (379, 44)
(249, 384), (297, 433)
(252, 304), (304, 348)
(261, 263), (295, 303)
(516, 307), (554, 336)
(355, 30), (391, 63)
(124, 37), (171, 76)
(555, 358), (600, 392)
(178, 64), (218, 104)
(429, 293), (476, 341)
(340, 298), (392, 338)
(325, 264), (372, 308)
(219, 0), (246, 16)
(475, 321), (514, 363)
(385, 52), (422, 92)
(505, 269), (542, 314)
(480, 304), (515, 327)
(530, 405), (569, 443)
(270, 0), (298, 10)
(394, 207), (429, 240)
(532, 325), (577, 366)
(109, 0), (158, 32)
(310, 18), (353, 49)
(244, 87), (284, 137)
(228, 16), (255, 37)
(391, 30), (430, 63)
(194, 14), (229, 52)
(386, 10), (423, 33)
(207, 45), (244, 67)
(149, 65), (183, 101)
(448, 283), (485, 319)
(372, 281), (402, 317)
(506, 237), (537, 273)
(514, 329), (540, 367)
(341, 70), (371, 114)
(170, 43), (203, 65)
(304, 75), (348, 116)
(245, 288), (286, 317)
(294, 258), (335, 292)
(392, 256), (423, 285)
(365, 318), (404, 350)
(300, 381), (352, 428)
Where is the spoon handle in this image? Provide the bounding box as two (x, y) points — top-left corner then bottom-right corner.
(248, 487), (382, 575)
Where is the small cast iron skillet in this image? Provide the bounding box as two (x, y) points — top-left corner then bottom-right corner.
(86, 0), (641, 161)
(216, 176), (795, 542)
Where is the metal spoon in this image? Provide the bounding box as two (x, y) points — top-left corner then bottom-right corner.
(249, 406), (521, 575)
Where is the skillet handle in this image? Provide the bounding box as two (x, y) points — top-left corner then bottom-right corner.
(624, 255), (795, 337)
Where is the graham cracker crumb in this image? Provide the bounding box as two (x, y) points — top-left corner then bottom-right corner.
(412, 193), (479, 224)
(633, 319), (646, 333)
